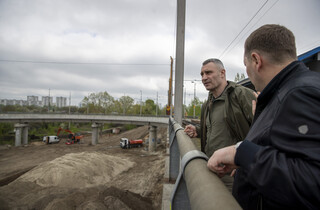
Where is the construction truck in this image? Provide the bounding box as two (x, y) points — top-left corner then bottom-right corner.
(120, 138), (143, 149)
(57, 127), (84, 145)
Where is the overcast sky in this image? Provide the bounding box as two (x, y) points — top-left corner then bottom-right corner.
(0, 0), (319, 107)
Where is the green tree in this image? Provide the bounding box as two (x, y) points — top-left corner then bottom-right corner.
(0, 123), (14, 135)
(131, 103), (142, 115)
(1, 105), (17, 113)
(81, 91), (115, 114)
(234, 73), (246, 82)
(186, 97), (202, 118)
(119, 96), (134, 114)
(143, 99), (156, 115)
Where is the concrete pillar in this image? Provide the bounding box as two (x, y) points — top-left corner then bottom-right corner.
(14, 123), (28, 146)
(22, 125), (28, 145)
(91, 123), (99, 145)
(149, 125), (157, 152)
(14, 124), (23, 146)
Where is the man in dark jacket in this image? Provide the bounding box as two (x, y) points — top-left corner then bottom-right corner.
(184, 58), (255, 191)
(207, 24), (320, 209)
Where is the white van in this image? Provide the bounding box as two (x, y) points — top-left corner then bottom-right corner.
(42, 136), (60, 144)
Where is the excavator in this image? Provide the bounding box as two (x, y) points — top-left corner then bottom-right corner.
(57, 127), (84, 145)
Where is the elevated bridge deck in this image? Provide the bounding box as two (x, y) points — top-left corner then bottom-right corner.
(0, 114), (169, 127)
(0, 113), (169, 147)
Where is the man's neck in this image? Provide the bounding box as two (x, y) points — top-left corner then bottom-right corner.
(211, 81), (228, 98)
(260, 60), (295, 91)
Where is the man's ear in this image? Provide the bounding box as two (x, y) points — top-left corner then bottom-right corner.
(220, 69), (226, 78)
(251, 52), (262, 71)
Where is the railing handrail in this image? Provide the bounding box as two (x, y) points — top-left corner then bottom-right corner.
(169, 117), (241, 210)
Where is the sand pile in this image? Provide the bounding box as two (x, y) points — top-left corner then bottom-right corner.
(17, 152), (135, 189)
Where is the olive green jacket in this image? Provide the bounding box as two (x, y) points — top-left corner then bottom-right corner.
(197, 81), (255, 153)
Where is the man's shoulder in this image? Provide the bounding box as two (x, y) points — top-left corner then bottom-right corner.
(279, 70), (320, 100)
(284, 70), (320, 90)
(227, 81), (254, 96)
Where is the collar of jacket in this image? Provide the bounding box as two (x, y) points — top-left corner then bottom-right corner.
(207, 81), (236, 101)
(253, 60), (302, 123)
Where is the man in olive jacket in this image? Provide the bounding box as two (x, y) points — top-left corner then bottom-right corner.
(185, 58), (255, 191)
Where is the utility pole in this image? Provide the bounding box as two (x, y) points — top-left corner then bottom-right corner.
(48, 88), (50, 112)
(191, 81), (196, 118)
(167, 56), (174, 116)
(156, 92), (158, 116)
(183, 87), (186, 117)
(173, 0), (186, 124)
(87, 93), (89, 114)
(69, 92), (71, 114)
(140, 90), (142, 116)
(69, 92), (71, 129)
(123, 93), (125, 115)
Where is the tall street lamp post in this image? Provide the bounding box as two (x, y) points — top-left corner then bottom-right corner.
(191, 81), (196, 118)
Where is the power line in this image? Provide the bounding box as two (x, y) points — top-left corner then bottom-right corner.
(229, 0), (279, 54)
(0, 59), (169, 66)
(219, 0), (269, 59)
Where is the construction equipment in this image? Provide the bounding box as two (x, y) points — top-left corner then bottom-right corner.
(42, 136), (60, 144)
(57, 127), (84, 145)
(166, 56), (173, 115)
(120, 138), (143, 149)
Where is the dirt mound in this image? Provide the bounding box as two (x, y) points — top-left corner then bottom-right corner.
(17, 152), (135, 188)
(0, 126), (167, 209)
(31, 185), (153, 210)
(99, 186), (153, 210)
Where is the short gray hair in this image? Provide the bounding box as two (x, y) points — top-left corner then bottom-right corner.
(202, 58), (225, 70)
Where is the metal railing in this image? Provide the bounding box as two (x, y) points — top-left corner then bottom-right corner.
(169, 117), (241, 210)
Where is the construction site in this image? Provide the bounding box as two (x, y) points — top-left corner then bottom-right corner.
(0, 125), (168, 210)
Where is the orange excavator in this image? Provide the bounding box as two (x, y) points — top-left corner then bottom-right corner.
(57, 127), (84, 145)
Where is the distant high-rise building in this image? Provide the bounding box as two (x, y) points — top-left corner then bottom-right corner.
(0, 99), (7, 106)
(42, 96), (53, 107)
(0, 99), (26, 106)
(56, 97), (67, 107)
(27, 95), (39, 106)
(0, 95), (69, 107)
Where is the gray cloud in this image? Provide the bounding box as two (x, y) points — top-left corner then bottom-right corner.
(0, 0), (319, 106)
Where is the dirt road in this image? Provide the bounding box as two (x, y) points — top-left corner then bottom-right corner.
(0, 125), (167, 210)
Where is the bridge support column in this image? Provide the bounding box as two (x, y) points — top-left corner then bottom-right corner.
(22, 125), (28, 145)
(149, 125), (157, 152)
(91, 123), (99, 145)
(14, 123), (28, 146)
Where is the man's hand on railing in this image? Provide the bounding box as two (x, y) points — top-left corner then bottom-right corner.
(184, 124), (198, 138)
(207, 145), (238, 177)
